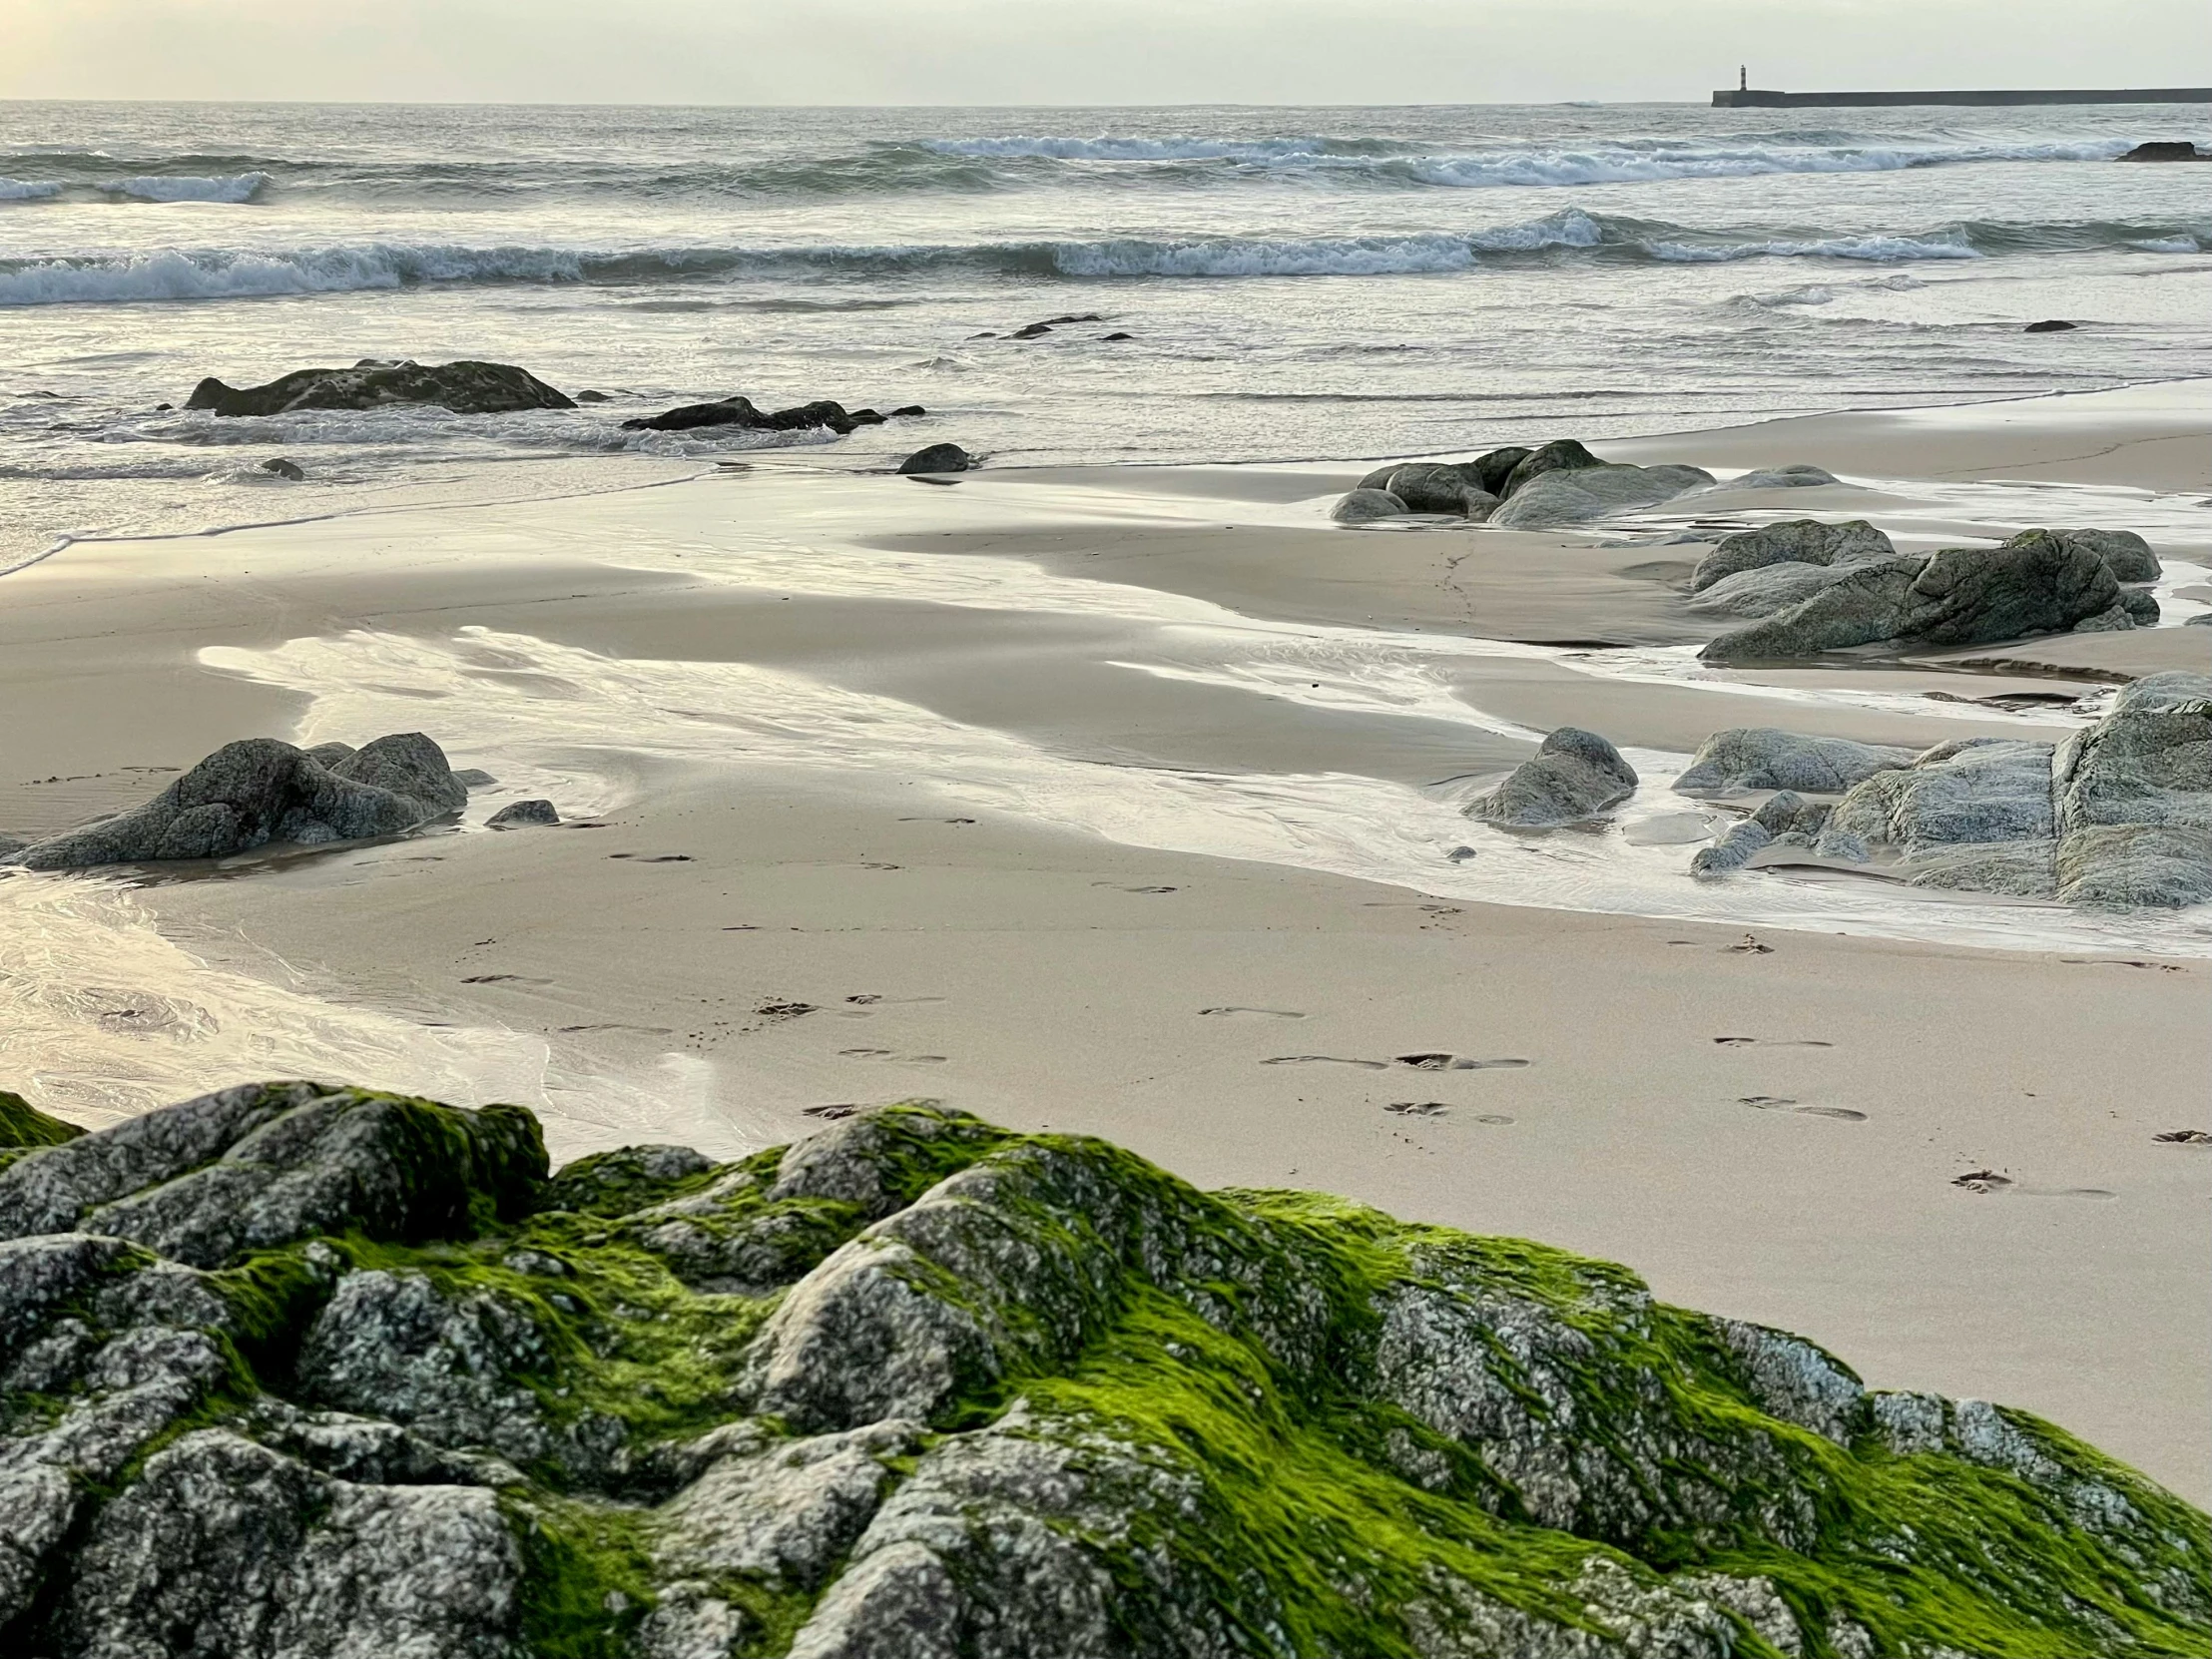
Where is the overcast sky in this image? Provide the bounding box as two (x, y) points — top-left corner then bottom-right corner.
(5, 0), (2210, 106)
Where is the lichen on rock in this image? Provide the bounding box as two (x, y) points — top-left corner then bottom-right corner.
(0, 1088), (2203, 1658)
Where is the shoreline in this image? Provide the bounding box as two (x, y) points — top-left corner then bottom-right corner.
(0, 380), (2205, 1499)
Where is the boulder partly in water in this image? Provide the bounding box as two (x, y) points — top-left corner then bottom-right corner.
(1330, 487), (1409, 523)
(1486, 462), (1715, 529)
(1675, 727), (1915, 795)
(622, 396), (917, 435)
(3, 733), (469, 870)
(896, 442), (976, 475)
(188, 359), (576, 417)
(1699, 529), (2126, 662)
(1466, 727), (1639, 826)
(0, 1087), (2200, 1658)
(1689, 518), (1895, 593)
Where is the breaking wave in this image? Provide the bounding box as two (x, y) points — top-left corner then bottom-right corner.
(0, 178), (64, 202)
(6, 211), (2207, 305)
(104, 173), (271, 204)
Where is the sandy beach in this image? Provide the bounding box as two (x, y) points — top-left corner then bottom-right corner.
(1, 380), (2206, 1504)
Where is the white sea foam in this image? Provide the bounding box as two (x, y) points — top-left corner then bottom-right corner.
(1049, 232), (1482, 278)
(0, 242), (591, 306)
(0, 178), (63, 202)
(1645, 229), (1983, 264)
(105, 172), (272, 204)
(923, 135), (2131, 186)
(2127, 235), (2202, 254)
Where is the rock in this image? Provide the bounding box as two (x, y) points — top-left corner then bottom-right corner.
(187, 359), (574, 417)
(4, 734), (466, 870)
(1486, 463), (1713, 529)
(2056, 527), (2162, 583)
(1817, 740), (2059, 876)
(1691, 820), (1772, 875)
(486, 799), (560, 829)
(1462, 445), (1532, 498)
(1465, 728), (1638, 826)
(1009, 322), (1053, 339)
(896, 442), (974, 475)
(1689, 519), (1896, 593)
(258, 456), (305, 480)
(2023, 319), (2078, 332)
(1, 1091), (85, 1153)
(0, 1091), (2201, 1657)
(1906, 530), (2120, 646)
(1500, 438), (1605, 497)
(1728, 463), (1842, 489)
(451, 767), (496, 788)
(2073, 604), (2137, 632)
(575, 388), (612, 402)
(0, 1080), (545, 1265)
(2117, 141), (2211, 162)
(1686, 560), (1870, 619)
(622, 396), (890, 435)
(1675, 729), (1914, 795)
(887, 404), (927, 418)
(2052, 672), (2212, 905)
(1699, 530), (2119, 661)
(1331, 487), (1408, 523)
(64, 1429), (523, 1658)
(1386, 463), (1483, 514)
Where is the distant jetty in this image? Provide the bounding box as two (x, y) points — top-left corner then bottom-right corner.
(1715, 85), (2212, 108)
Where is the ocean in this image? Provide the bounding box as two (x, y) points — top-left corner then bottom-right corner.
(4, 99), (2212, 564)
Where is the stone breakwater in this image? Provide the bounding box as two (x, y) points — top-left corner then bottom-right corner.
(0, 1085), (2204, 1658)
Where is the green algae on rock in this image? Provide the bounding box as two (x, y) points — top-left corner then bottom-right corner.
(0, 1086), (2204, 1657)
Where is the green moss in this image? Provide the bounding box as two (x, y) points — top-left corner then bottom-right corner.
(0, 1089), (86, 1149)
(508, 1495), (657, 1659)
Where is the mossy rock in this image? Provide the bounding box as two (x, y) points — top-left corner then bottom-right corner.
(0, 1088), (84, 1148)
(0, 1087), (2203, 1658)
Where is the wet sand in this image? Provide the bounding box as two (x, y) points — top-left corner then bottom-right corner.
(0, 382), (2206, 1498)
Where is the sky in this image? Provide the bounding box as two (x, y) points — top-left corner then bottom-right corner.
(4, 0), (2211, 106)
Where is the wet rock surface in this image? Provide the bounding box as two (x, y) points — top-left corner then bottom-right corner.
(188, 359), (576, 417)
(896, 442), (975, 475)
(0, 1089), (2203, 1657)
(1465, 727), (1640, 827)
(3, 733), (470, 870)
(1687, 675), (2212, 906)
(621, 396), (924, 436)
(1699, 527), (2158, 662)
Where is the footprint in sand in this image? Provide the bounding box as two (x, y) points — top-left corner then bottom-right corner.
(1266, 1053), (1529, 1072)
(839, 1048), (948, 1065)
(1952, 1169), (2114, 1199)
(1200, 1006), (1306, 1020)
(608, 852), (694, 862)
(459, 973), (552, 986)
(2154, 1129), (2212, 1145)
(2061, 957), (2183, 973)
(1714, 1036), (1835, 1048)
(1093, 881), (1179, 894)
(756, 1001), (817, 1023)
(558, 1023), (674, 1035)
(1740, 1096), (1867, 1121)
(1384, 1103), (1517, 1123)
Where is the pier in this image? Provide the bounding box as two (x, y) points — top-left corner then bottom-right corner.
(1714, 85), (2212, 108)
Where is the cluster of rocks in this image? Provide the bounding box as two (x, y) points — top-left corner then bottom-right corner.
(1695, 521), (2162, 661)
(187, 360), (577, 417)
(1675, 676), (2212, 905)
(970, 313), (1132, 342)
(0, 1085), (2201, 1659)
(2, 733), (475, 870)
(2118, 141), (2212, 162)
(1332, 439), (1853, 531)
(621, 396), (926, 436)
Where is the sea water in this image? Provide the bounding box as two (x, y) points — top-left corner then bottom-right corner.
(5, 100), (2212, 562)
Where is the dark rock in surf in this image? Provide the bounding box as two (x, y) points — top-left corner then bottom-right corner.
(2116, 141), (2211, 162)
(897, 443), (975, 475)
(187, 360), (575, 418)
(888, 404), (927, 418)
(3, 734), (469, 870)
(623, 396), (907, 436)
(1101, 331), (1134, 341)
(574, 389), (613, 402)
(1466, 728), (1639, 827)
(1463, 445), (1533, 498)
(259, 457), (305, 481)
(2023, 319), (2078, 333)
